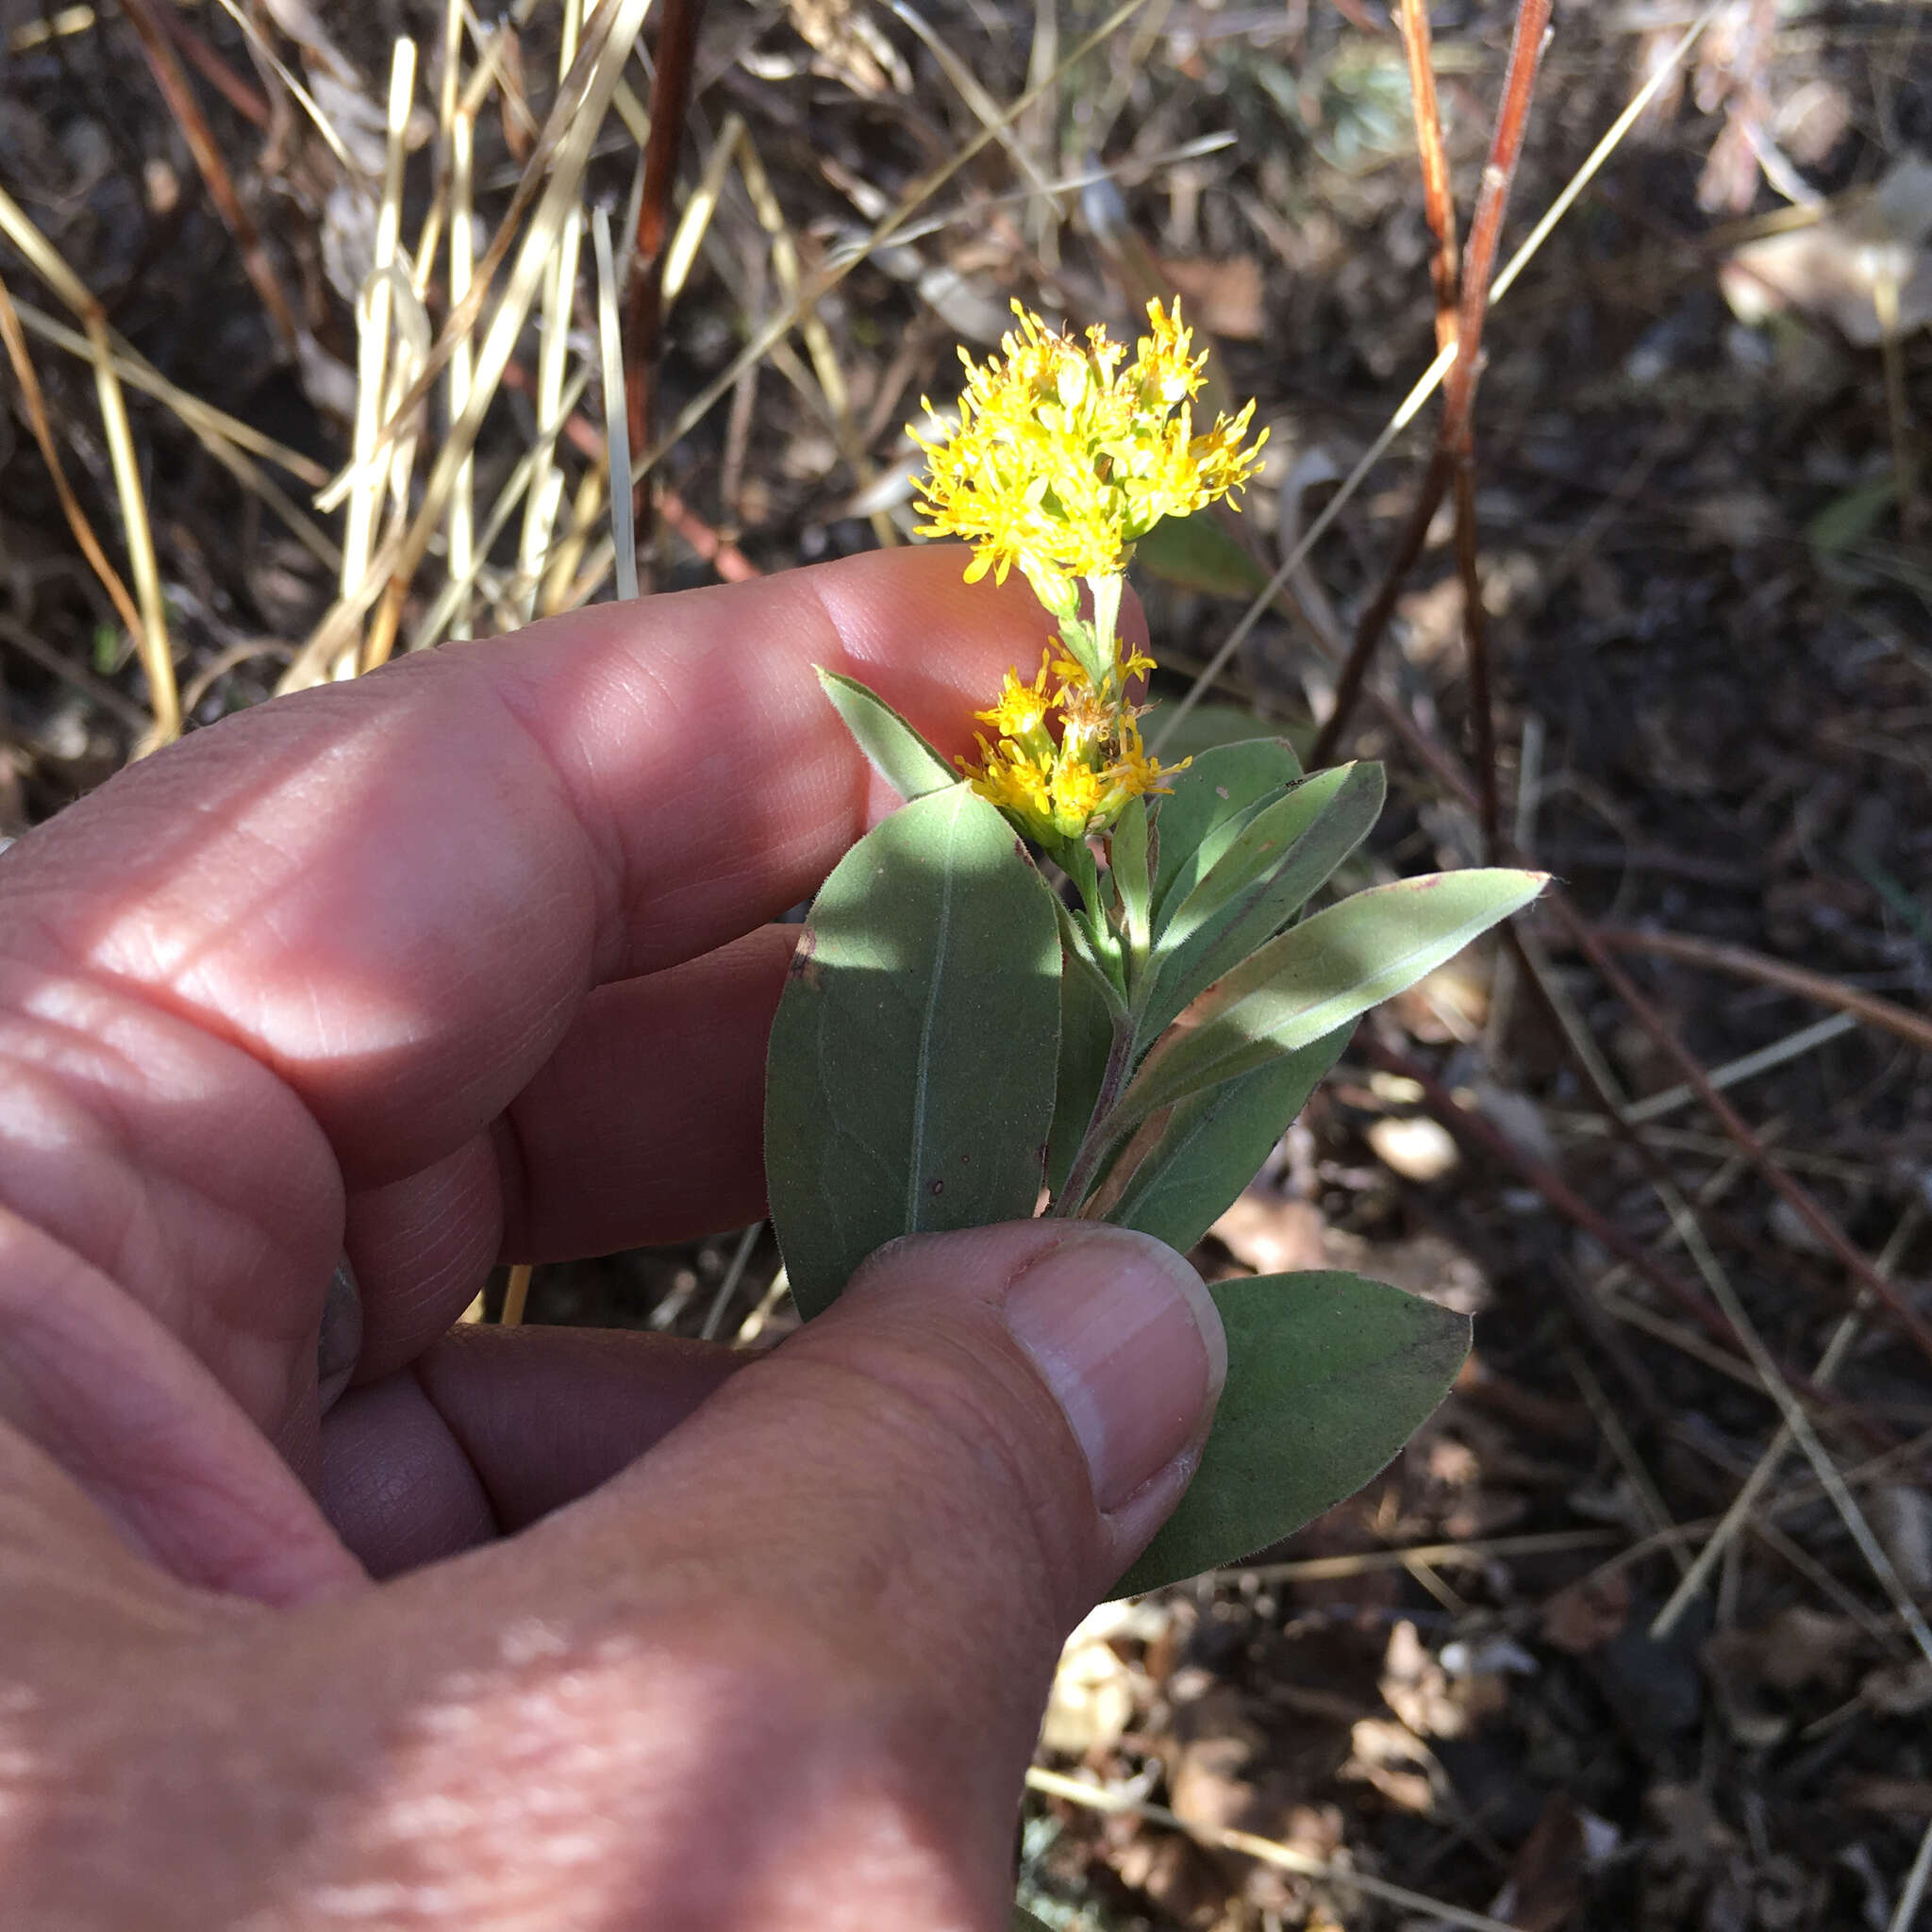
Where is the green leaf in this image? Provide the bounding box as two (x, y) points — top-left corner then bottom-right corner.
(1116, 869), (1545, 1128)
(1148, 738), (1304, 927)
(1109, 795), (1152, 958)
(1012, 1908), (1058, 1932)
(1106, 1025), (1353, 1252)
(1046, 905), (1124, 1200)
(1116, 1270), (1471, 1594)
(1133, 508), (1273, 599)
(1139, 762), (1384, 1044)
(815, 667), (957, 802)
(766, 785), (1062, 1320)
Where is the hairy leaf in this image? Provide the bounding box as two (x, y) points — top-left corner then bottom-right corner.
(816, 666), (958, 802)
(1106, 1025), (1352, 1252)
(767, 785), (1061, 1319)
(1139, 762), (1384, 1043)
(1148, 737), (1304, 926)
(1117, 1271), (1471, 1594)
(1116, 870), (1545, 1128)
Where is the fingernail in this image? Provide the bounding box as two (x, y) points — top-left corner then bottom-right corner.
(1002, 1227), (1227, 1514)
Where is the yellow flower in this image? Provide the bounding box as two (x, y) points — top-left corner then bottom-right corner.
(959, 664), (1186, 845)
(974, 649), (1056, 741)
(910, 298), (1266, 608)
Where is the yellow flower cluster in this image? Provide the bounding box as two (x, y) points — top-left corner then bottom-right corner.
(964, 646), (1178, 846)
(910, 298), (1266, 608)
(913, 298), (1263, 845)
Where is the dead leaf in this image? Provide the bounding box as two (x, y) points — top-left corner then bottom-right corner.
(1499, 1790), (1585, 1932)
(1209, 1191), (1330, 1274)
(1722, 154), (1932, 347)
(1541, 1570), (1632, 1656)
(1154, 255), (1266, 341)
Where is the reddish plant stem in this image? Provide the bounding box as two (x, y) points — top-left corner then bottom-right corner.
(1591, 927), (1932, 1056)
(1397, 0), (1459, 351)
(120, 0), (300, 354)
(624, 0), (707, 558)
(155, 2), (271, 127)
(1310, 0), (1551, 774)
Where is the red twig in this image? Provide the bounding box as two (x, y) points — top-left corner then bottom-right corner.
(1397, 0), (1459, 352)
(1592, 928), (1932, 1057)
(1310, 0), (1551, 776)
(119, 0), (300, 355)
(624, 0), (707, 563)
(154, 1), (271, 127)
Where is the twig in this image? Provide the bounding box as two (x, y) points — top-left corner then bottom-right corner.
(625, 0), (707, 556)
(154, 0), (270, 126)
(1359, 1037), (1844, 1404)
(341, 39), (417, 665)
(1657, 1182), (1932, 1672)
(516, 0), (589, 624)
(1311, 0), (1552, 778)
(700, 1224), (764, 1342)
(1557, 903), (1932, 1374)
(9, 296), (325, 484)
(1889, 1815), (1932, 1932)
(1155, 0), (1727, 755)
(501, 1263), (532, 1327)
(1397, 0), (1458, 350)
(1592, 926), (1932, 1057)
(448, 84), (477, 639)
(0, 615), (154, 735)
(1619, 1012), (1857, 1128)
(119, 0), (299, 355)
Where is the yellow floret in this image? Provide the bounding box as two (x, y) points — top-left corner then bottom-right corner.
(910, 298), (1267, 607)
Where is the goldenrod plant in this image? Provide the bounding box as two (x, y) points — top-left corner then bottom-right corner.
(766, 304), (1544, 1591)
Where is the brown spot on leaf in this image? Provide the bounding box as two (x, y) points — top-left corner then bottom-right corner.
(786, 927), (823, 988)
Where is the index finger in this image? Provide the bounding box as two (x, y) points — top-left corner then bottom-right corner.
(3, 546), (1046, 1184)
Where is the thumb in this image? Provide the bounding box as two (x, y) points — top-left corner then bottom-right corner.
(382, 1220), (1224, 1930)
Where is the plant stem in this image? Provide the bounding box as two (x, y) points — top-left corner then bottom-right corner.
(1051, 1006), (1137, 1215)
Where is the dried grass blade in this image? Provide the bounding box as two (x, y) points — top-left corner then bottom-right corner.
(517, 0), (589, 621)
(120, 0), (299, 352)
(335, 36), (418, 625)
(0, 271), (145, 649)
(352, 0), (657, 659)
(560, 0), (1161, 601)
(593, 206), (639, 604)
(0, 184), (178, 748)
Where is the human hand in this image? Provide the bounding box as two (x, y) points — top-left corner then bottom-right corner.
(0, 546), (1224, 1927)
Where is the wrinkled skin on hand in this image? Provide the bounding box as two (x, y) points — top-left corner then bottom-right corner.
(0, 549), (1222, 1930)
